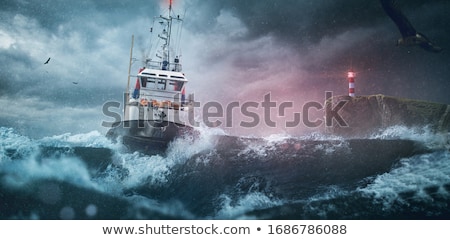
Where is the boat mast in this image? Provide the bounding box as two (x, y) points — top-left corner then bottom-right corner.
(154, 0), (183, 71)
(123, 35), (134, 114)
(126, 34), (134, 99)
(167, 0), (173, 66)
(158, 1), (172, 70)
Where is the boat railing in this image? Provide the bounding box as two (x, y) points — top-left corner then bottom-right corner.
(145, 60), (182, 72)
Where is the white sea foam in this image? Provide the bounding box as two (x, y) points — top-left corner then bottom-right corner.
(370, 125), (449, 150)
(0, 128), (111, 192)
(1, 153), (97, 190)
(214, 192), (284, 219)
(0, 125), (227, 196)
(97, 124), (226, 190)
(2, 124), (449, 219)
(359, 151), (450, 207)
(127, 195), (195, 219)
(39, 130), (119, 149)
(166, 124), (226, 163)
(0, 127), (38, 163)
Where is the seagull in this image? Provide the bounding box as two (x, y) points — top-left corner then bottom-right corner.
(44, 57), (51, 64)
(380, 0), (442, 53)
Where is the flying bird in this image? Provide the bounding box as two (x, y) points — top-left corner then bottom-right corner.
(72, 82), (78, 85)
(44, 57), (51, 64)
(380, 0), (442, 53)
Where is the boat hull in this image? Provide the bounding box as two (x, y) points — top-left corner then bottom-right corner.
(106, 120), (192, 155)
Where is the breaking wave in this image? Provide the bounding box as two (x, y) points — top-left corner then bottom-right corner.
(0, 125), (449, 219)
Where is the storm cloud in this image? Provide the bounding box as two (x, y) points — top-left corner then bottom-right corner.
(1, 0), (449, 137)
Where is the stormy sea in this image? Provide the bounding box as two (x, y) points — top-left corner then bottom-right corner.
(1, 125), (449, 220)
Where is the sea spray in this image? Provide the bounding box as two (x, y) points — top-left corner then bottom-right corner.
(0, 126), (449, 219)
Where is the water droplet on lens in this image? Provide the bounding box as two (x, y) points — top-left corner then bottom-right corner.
(59, 206), (75, 220)
(85, 204), (98, 217)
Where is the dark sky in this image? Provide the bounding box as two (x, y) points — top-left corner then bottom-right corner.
(1, 0), (449, 137)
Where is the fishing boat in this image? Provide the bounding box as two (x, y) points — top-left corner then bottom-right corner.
(107, 2), (195, 155)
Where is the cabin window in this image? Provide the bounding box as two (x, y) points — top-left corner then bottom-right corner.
(140, 77), (147, 87)
(157, 79), (167, 90)
(169, 80), (184, 91)
(140, 78), (183, 91)
(140, 77), (167, 90)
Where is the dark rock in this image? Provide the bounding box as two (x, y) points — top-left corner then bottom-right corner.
(325, 94), (450, 137)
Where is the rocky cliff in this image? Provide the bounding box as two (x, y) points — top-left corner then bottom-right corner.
(325, 94), (450, 138)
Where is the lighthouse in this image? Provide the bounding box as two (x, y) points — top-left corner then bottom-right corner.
(348, 70), (355, 97)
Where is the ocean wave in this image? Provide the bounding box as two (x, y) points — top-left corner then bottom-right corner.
(1, 126), (449, 219)
(370, 125), (449, 150)
(359, 151), (450, 207)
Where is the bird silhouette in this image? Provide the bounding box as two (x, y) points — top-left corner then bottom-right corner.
(44, 57), (51, 64)
(380, 0), (442, 53)
(72, 82), (78, 85)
